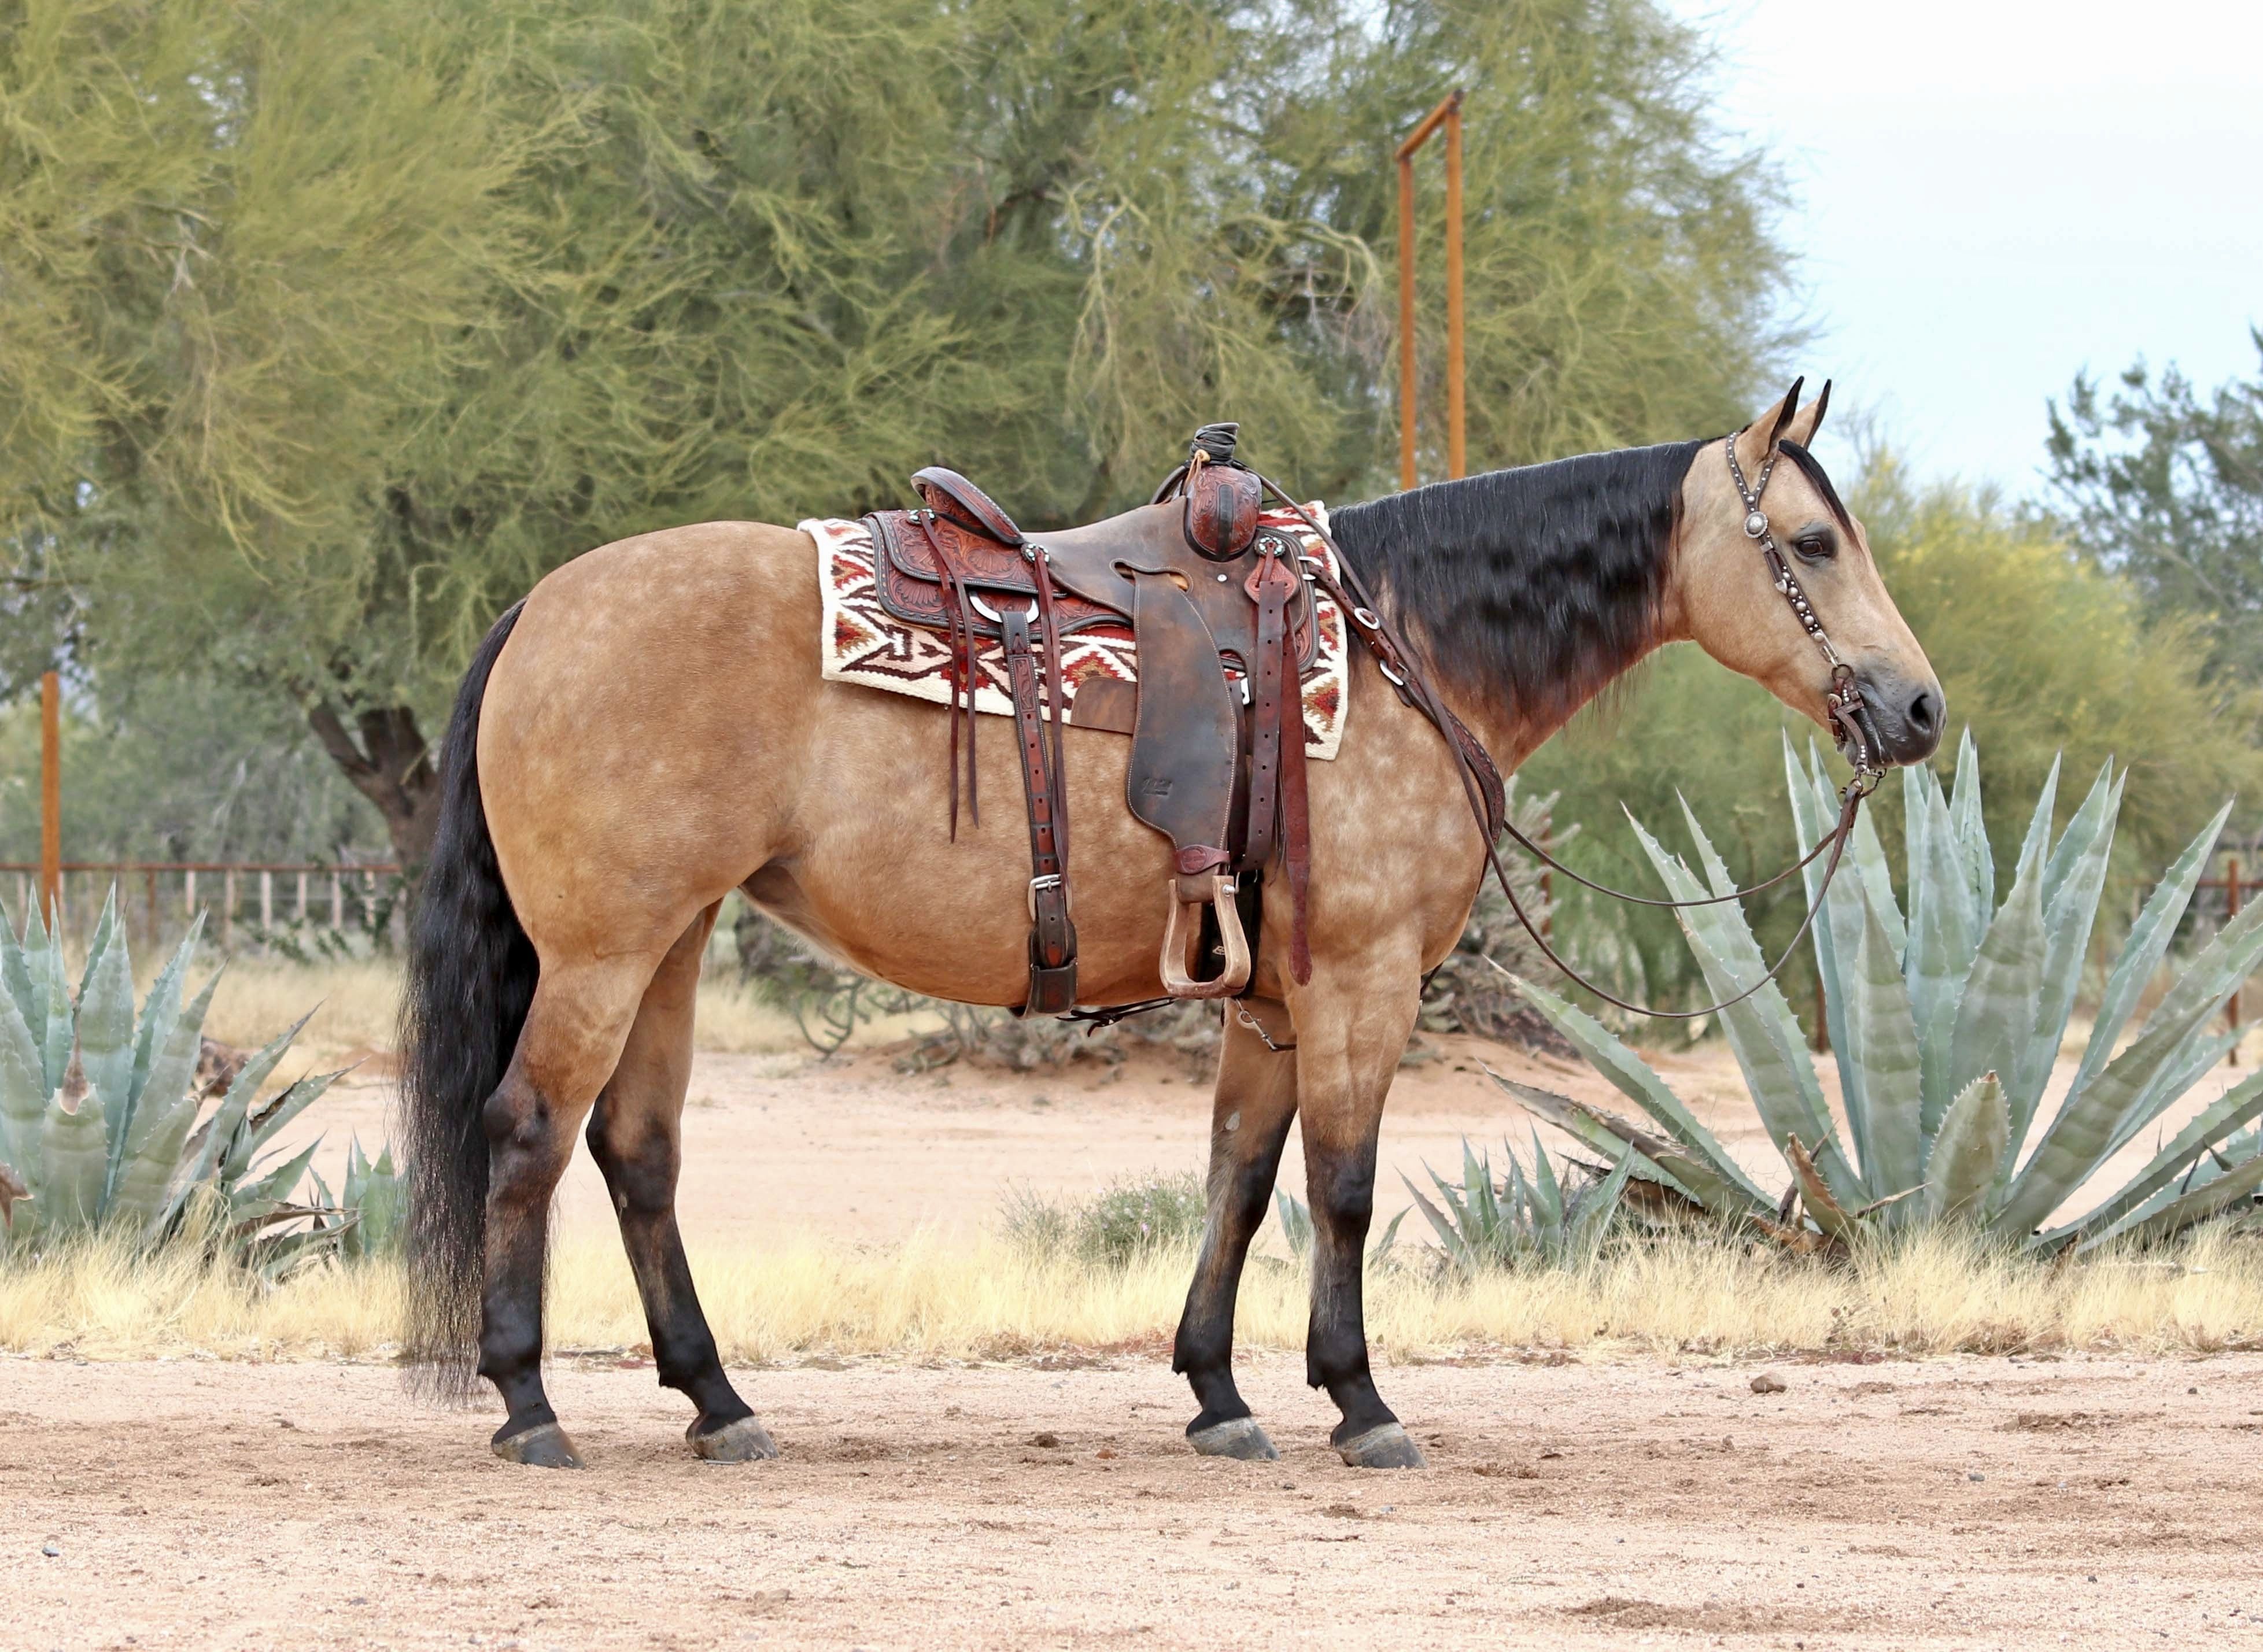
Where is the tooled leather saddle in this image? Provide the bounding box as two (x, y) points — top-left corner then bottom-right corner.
(862, 424), (1323, 1014)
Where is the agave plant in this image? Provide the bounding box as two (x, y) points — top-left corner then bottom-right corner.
(305, 1138), (407, 1262)
(0, 890), (349, 1261)
(1400, 1137), (1635, 1273)
(1504, 733), (2263, 1255)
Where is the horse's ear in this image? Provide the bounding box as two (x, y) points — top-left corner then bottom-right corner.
(1733, 377), (1805, 478)
(1779, 380), (1833, 450)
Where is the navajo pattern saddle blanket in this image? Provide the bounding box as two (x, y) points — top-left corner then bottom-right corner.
(803, 503), (1352, 760)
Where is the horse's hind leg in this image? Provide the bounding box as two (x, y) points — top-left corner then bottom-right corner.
(584, 903), (774, 1463)
(1173, 1001), (1297, 1461)
(481, 952), (662, 1468)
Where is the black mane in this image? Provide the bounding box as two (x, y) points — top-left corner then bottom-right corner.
(1330, 440), (1704, 725)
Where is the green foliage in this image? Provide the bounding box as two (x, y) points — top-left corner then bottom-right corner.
(1003, 1171), (1208, 1270)
(0, 886), (378, 1269)
(2, 0), (1792, 805)
(307, 1139), (406, 1263)
(1523, 463), (2263, 1019)
(1507, 734), (2263, 1253)
(1394, 1136), (1631, 1273)
(2048, 334), (2263, 689)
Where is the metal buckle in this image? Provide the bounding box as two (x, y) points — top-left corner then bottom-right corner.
(1379, 662), (1405, 687)
(1028, 873), (1064, 920)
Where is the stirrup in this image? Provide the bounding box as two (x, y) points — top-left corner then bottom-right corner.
(1159, 873), (1251, 999)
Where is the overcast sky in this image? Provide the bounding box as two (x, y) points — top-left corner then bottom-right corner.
(1666, 0), (2263, 496)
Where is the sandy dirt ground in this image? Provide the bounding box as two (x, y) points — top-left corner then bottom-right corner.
(14, 1021), (2260, 1648)
(10, 1351), (2263, 1650)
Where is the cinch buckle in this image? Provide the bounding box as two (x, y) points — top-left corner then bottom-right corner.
(1028, 873), (1064, 920)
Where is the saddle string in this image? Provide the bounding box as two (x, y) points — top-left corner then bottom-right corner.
(1246, 451), (1875, 1022)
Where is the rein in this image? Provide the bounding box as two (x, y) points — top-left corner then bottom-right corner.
(1249, 433), (1884, 1021)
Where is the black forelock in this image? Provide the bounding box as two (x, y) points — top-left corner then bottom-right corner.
(1777, 441), (1856, 535)
(1330, 440), (1704, 725)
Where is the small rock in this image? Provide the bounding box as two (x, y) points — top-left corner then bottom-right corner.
(1967, 1471), (1986, 1482)
(1029, 1432), (1061, 1449)
(2188, 1386), (2199, 1395)
(40, 1541), (60, 1558)
(1750, 1373), (1787, 1395)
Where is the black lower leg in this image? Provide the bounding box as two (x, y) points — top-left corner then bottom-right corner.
(477, 1079), (573, 1445)
(587, 1105), (752, 1433)
(1173, 1103), (1297, 1433)
(1305, 1146), (1397, 1445)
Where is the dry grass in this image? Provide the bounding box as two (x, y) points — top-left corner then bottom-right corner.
(8, 1226), (2262, 1366)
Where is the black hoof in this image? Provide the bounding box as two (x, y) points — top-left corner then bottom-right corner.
(688, 1414), (778, 1463)
(1335, 1421), (1425, 1469)
(492, 1420), (586, 1469)
(1188, 1416), (1279, 1461)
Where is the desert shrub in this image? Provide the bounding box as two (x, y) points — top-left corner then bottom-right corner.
(1003, 1171), (1207, 1269)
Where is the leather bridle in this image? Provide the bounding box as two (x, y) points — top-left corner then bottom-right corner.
(1249, 429), (1886, 1021)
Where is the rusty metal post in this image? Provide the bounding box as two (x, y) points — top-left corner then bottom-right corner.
(1396, 90), (1466, 490)
(1444, 99), (1465, 481)
(38, 671), (60, 932)
(2231, 855), (2243, 1065)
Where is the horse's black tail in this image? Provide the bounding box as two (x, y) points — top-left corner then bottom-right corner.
(399, 601), (535, 1401)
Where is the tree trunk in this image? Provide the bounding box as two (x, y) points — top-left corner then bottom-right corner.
(307, 701), (442, 904)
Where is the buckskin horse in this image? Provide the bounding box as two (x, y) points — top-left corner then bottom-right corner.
(400, 382), (1943, 1470)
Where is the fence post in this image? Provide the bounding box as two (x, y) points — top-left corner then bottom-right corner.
(184, 867), (195, 917)
(295, 870), (308, 924)
(330, 870), (342, 930)
(2231, 856), (2243, 1067)
(221, 868), (235, 951)
(144, 867), (157, 953)
(39, 670), (60, 930)
(259, 868), (273, 932)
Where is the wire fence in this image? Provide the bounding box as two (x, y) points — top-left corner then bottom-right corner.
(1, 861), (408, 959)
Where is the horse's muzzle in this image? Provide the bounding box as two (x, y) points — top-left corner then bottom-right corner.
(1848, 669), (1944, 766)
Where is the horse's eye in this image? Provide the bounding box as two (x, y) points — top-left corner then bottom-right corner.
(1793, 530), (1837, 563)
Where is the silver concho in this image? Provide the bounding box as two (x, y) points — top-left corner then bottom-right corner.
(1744, 509), (1769, 539)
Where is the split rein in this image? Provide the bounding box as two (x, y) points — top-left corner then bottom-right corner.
(1251, 433), (1885, 1023)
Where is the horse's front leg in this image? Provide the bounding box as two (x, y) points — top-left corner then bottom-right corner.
(1173, 998), (1299, 1459)
(1289, 958), (1427, 1469)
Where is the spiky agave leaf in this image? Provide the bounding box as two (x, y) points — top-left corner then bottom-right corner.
(2037, 1069), (2263, 1250)
(1844, 878), (1925, 1214)
(1497, 1075), (1751, 1218)
(2077, 1156), (2263, 1255)
(109, 971), (224, 1231)
(1995, 901), (2263, 1236)
(1925, 1073), (2008, 1225)
(1947, 729), (1995, 921)
(2066, 800), (2229, 1110)
(128, 915), (205, 1114)
(1945, 845), (2044, 1128)
(2011, 766), (2122, 1149)
(0, 893), (36, 1037)
(1505, 973), (1770, 1207)
(1906, 768), (1980, 1138)
(1785, 736), (1869, 1163)
(72, 903), (139, 1189)
(1629, 809), (1861, 1207)
(1566, 1142), (1637, 1263)
(39, 1070), (108, 1229)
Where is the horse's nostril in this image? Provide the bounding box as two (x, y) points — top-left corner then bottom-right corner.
(1907, 689), (1940, 737)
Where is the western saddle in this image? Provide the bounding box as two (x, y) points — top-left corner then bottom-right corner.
(862, 423), (1502, 1015)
